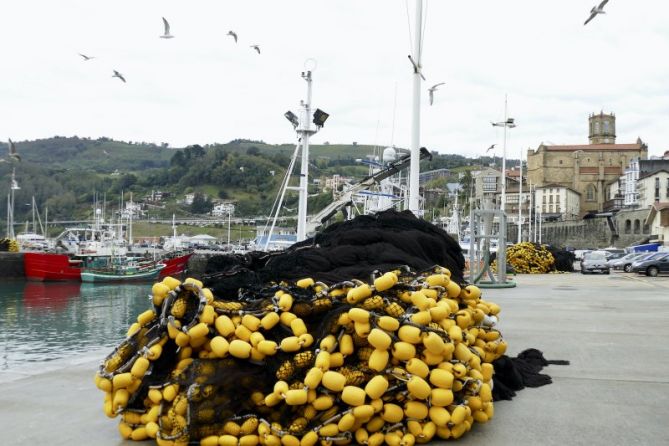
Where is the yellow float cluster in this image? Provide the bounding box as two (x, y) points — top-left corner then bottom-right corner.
(96, 268), (507, 445)
(495, 242), (556, 274)
(0, 238), (19, 252)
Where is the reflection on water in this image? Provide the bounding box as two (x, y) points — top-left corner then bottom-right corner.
(0, 281), (154, 372)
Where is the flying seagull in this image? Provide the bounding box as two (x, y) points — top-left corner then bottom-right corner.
(79, 53), (95, 61)
(250, 45), (261, 54)
(486, 144), (496, 153)
(407, 55), (426, 81)
(227, 31), (238, 43)
(8, 138), (21, 162)
(112, 70), (126, 83)
(160, 17), (174, 38)
(584, 0), (609, 26)
(427, 82), (445, 106)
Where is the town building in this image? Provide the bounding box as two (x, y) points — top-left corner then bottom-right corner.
(527, 112), (648, 217)
(534, 185), (581, 221)
(211, 202), (235, 217)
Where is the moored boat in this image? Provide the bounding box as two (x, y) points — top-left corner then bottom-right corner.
(81, 261), (166, 283)
(23, 250), (192, 281)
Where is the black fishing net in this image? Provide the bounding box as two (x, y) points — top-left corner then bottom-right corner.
(204, 210), (465, 292)
(96, 211), (566, 445)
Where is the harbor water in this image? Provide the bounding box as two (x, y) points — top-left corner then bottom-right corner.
(0, 280), (154, 380)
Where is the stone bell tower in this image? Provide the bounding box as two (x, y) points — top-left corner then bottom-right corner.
(589, 111), (616, 144)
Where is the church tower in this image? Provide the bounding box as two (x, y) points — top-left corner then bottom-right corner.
(588, 111), (616, 144)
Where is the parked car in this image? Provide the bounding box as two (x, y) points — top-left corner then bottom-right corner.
(580, 251), (610, 274)
(631, 252), (669, 277)
(605, 252), (626, 262)
(609, 253), (644, 272)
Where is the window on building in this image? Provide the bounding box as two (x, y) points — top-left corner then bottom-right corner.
(624, 220), (631, 234)
(655, 177), (660, 200)
(549, 195), (553, 204)
(586, 184), (596, 201)
(556, 194), (560, 204)
(594, 122), (600, 133)
(634, 219), (640, 234)
(542, 195), (546, 204)
(559, 160), (563, 165)
(666, 178), (669, 198)
(482, 176), (497, 192)
(603, 121), (610, 133)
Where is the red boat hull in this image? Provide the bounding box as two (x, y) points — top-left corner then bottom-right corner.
(23, 252), (83, 281)
(159, 252), (194, 278)
(24, 252), (193, 282)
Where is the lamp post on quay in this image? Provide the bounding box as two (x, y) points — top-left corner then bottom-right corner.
(491, 96), (517, 213)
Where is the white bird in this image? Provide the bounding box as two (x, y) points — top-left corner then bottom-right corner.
(250, 45), (261, 54)
(486, 144), (496, 153)
(584, 0), (609, 26)
(79, 53), (95, 61)
(103, 149), (110, 156)
(8, 138), (21, 162)
(427, 82), (445, 106)
(112, 70), (126, 83)
(160, 17), (174, 38)
(227, 31), (238, 43)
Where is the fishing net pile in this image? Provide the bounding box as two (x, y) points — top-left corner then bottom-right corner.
(0, 238), (19, 252)
(545, 246), (575, 273)
(95, 211), (563, 445)
(492, 242), (556, 274)
(96, 268), (507, 445)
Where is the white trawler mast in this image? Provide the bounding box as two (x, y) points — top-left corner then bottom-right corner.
(408, 0), (425, 216)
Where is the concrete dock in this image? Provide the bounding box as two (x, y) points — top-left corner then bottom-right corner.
(1, 272), (668, 445)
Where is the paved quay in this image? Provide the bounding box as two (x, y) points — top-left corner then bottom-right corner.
(1, 272), (668, 446)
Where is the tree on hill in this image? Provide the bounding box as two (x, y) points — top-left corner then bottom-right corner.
(190, 193), (212, 214)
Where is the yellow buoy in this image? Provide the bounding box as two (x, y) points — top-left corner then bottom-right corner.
(365, 375), (389, 399)
(322, 371), (346, 392)
(373, 272), (397, 291)
(284, 389), (308, 405)
(342, 385), (367, 406)
(391, 342), (416, 361)
(368, 349), (390, 372)
(229, 340), (253, 359)
(405, 358), (430, 378)
(407, 376), (431, 400)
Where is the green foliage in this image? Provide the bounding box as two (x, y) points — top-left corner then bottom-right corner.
(0, 137), (519, 223)
(190, 192), (213, 214)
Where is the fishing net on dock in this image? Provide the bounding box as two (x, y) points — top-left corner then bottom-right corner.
(0, 238), (19, 252)
(96, 211), (566, 445)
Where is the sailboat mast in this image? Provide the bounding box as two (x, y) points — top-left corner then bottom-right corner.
(296, 70), (314, 242)
(129, 192), (133, 248)
(409, 0), (423, 215)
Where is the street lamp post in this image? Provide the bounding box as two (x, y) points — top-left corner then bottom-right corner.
(491, 96), (516, 214)
(517, 149), (523, 243)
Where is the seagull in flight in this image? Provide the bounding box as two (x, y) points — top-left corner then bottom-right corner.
(584, 0), (609, 26)
(227, 31), (238, 43)
(250, 45), (261, 54)
(160, 17), (174, 38)
(112, 70), (126, 83)
(407, 55), (426, 81)
(486, 144), (496, 153)
(427, 82), (445, 106)
(8, 138), (21, 162)
(79, 53), (95, 61)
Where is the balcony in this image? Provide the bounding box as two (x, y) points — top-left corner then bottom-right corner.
(603, 194), (624, 212)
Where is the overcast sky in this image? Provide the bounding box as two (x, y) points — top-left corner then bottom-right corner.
(1, 0), (668, 159)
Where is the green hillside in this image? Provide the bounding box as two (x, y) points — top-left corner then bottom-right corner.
(0, 136), (515, 235)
